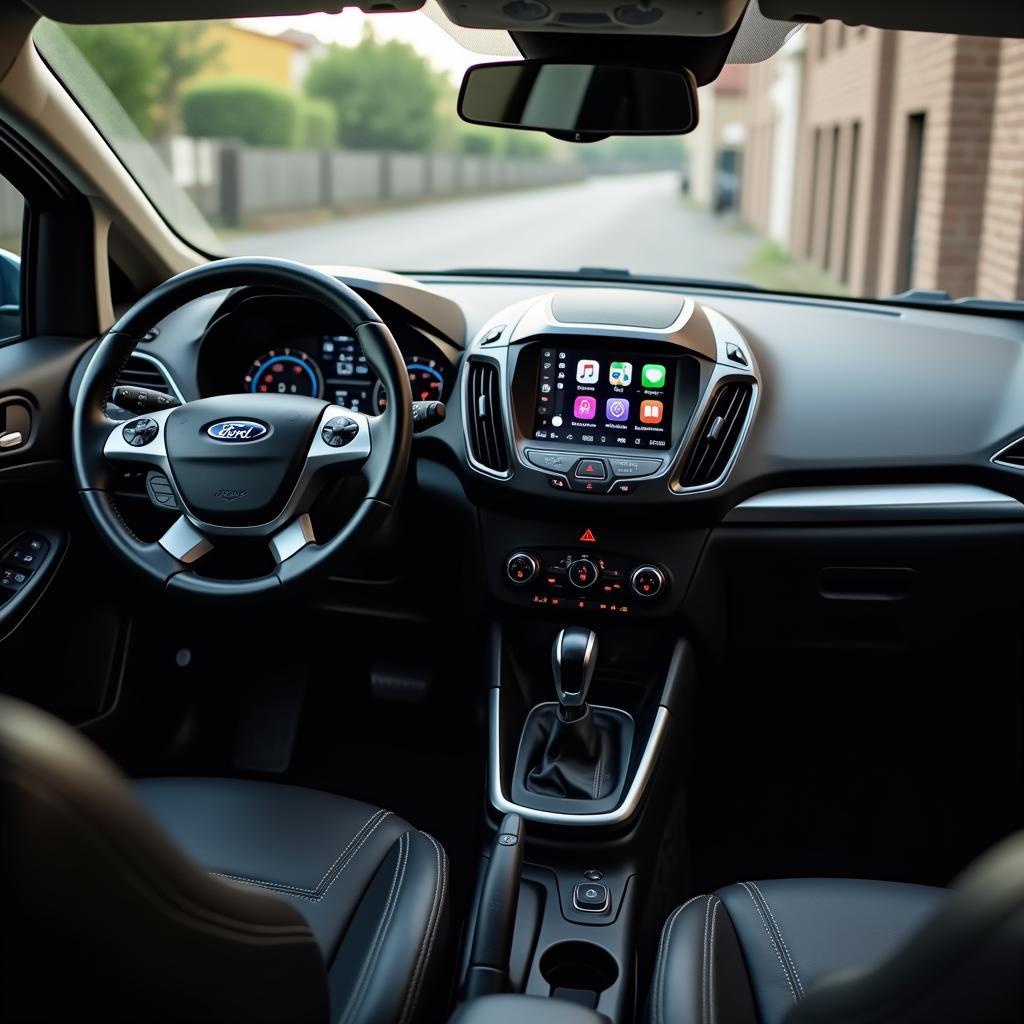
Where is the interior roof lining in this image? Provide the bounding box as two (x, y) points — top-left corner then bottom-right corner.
(423, 0), (802, 65)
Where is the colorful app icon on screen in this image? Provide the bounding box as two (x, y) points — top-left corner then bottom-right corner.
(609, 361), (632, 386)
(641, 363), (667, 389)
(573, 395), (597, 420)
(576, 359), (600, 384)
(639, 399), (664, 424)
(606, 397), (630, 422)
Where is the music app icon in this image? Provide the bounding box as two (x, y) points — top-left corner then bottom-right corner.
(575, 359), (600, 384)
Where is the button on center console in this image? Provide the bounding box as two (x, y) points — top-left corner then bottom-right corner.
(506, 551), (539, 585)
(574, 459), (606, 481)
(523, 449), (664, 496)
(568, 557), (599, 590)
(572, 881), (610, 913)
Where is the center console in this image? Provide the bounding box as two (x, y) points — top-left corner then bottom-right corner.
(453, 290), (750, 1021)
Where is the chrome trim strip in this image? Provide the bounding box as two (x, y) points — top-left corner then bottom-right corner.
(992, 435), (1024, 471)
(461, 355), (513, 481)
(488, 688), (670, 826)
(725, 484), (1024, 523)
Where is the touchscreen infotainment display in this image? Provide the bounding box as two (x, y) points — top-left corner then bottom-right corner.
(531, 346), (675, 450)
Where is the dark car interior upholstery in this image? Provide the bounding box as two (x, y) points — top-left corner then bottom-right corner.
(0, 695), (448, 1023)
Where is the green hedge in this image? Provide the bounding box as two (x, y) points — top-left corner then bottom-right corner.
(181, 77), (298, 148)
(296, 97), (337, 147)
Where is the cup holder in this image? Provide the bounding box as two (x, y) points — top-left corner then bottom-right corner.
(539, 941), (619, 1006)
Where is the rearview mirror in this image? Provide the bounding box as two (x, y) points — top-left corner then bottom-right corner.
(458, 61), (699, 143)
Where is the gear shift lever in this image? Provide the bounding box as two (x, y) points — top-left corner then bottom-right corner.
(552, 627), (598, 722)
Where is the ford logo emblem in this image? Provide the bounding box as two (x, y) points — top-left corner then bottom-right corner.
(206, 420), (269, 443)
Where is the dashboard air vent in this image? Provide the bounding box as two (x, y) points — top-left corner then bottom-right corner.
(114, 353), (173, 395)
(466, 359), (509, 474)
(993, 436), (1024, 470)
(679, 381), (753, 488)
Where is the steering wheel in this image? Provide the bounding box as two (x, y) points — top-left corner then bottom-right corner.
(73, 257), (412, 597)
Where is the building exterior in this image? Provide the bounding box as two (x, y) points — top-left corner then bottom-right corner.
(685, 64), (748, 210)
(737, 24), (1024, 300)
(189, 23), (322, 93)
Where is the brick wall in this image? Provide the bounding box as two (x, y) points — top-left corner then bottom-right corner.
(876, 32), (1000, 297)
(977, 39), (1024, 300)
(789, 25), (894, 294)
(739, 23), (1021, 301)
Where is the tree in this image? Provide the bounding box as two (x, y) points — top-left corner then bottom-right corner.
(62, 22), (224, 139)
(304, 26), (441, 150)
(182, 79), (298, 147)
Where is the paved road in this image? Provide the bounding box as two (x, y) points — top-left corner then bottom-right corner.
(227, 171), (758, 282)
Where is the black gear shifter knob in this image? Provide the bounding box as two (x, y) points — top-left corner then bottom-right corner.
(552, 627), (598, 721)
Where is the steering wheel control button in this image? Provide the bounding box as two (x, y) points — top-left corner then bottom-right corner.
(574, 458), (607, 480)
(122, 418), (158, 447)
(321, 415), (360, 448)
(568, 558), (599, 590)
(146, 472), (180, 511)
(526, 450), (579, 474)
(506, 552), (539, 585)
(608, 456), (661, 479)
(573, 882), (610, 913)
(631, 565), (666, 599)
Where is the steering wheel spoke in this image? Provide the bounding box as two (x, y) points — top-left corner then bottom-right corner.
(102, 406), (175, 470)
(158, 516), (214, 565)
(268, 513), (316, 566)
(309, 405), (372, 471)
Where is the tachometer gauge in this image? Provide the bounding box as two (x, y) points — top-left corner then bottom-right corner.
(374, 357), (446, 412)
(245, 349), (323, 398)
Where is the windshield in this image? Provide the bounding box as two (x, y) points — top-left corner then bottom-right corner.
(32, 12), (1024, 303)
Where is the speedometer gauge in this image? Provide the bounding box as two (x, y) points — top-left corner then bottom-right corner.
(245, 349), (323, 398)
(374, 357), (445, 412)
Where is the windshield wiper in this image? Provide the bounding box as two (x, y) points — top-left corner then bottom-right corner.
(886, 289), (1024, 315)
(425, 266), (765, 293)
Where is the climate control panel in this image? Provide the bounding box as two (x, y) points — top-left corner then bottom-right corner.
(504, 546), (667, 615)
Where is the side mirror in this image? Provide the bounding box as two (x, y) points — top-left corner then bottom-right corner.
(458, 60), (699, 143)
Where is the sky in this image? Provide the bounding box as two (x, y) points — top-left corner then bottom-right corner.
(240, 5), (510, 83)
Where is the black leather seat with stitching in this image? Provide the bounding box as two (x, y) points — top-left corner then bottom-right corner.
(649, 833), (1024, 1024)
(0, 696), (449, 1023)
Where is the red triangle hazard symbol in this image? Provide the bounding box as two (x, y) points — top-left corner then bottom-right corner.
(579, 528), (597, 543)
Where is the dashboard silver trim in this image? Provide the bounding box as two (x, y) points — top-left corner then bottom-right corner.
(725, 484), (1024, 523)
(462, 291), (760, 493)
(991, 435), (1024, 472)
(488, 687), (671, 826)
(461, 354), (513, 480)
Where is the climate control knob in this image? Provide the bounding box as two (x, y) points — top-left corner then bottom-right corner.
(568, 558), (599, 590)
(631, 565), (666, 599)
(506, 551), (539, 586)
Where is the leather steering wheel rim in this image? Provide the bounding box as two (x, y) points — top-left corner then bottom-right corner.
(73, 257), (412, 598)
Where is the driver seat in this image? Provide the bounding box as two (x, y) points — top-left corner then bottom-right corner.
(0, 696), (449, 1023)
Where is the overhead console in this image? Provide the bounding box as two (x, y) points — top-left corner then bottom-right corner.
(461, 288), (759, 503)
